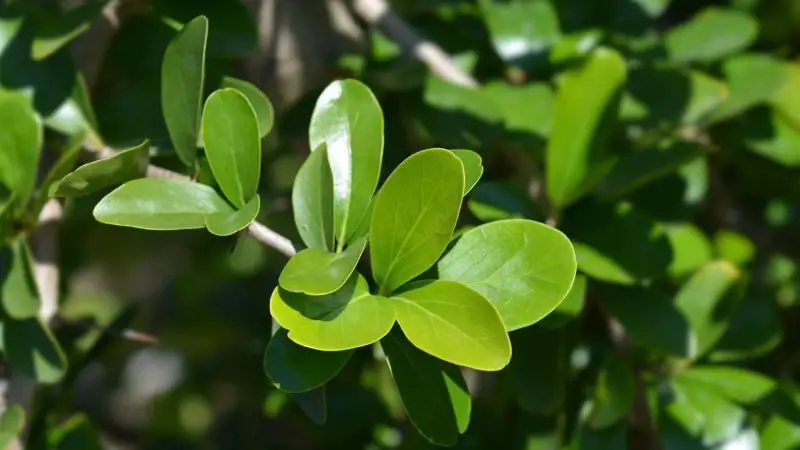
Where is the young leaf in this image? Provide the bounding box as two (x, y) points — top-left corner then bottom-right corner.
(390, 280), (511, 371)
(546, 48), (626, 208)
(93, 178), (234, 230)
(264, 328), (353, 393)
(51, 140), (150, 197)
(449, 149), (483, 195)
(201, 88), (261, 208)
(292, 144), (334, 251)
(161, 15), (208, 168)
(438, 219), (576, 331)
(675, 261), (741, 359)
(205, 195), (260, 236)
(309, 79), (383, 248)
(665, 7), (758, 64)
(0, 404), (24, 450)
(2, 317), (67, 383)
(371, 149), (464, 294)
(279, 237), (367, 295)
(0, 91), (42, 213)
(221, 76), (275, 138)
(270, 273), (395, 351)
(32, 2), (104, 60)
(381, 327), (470, 446)
(0, 240), (41, 319)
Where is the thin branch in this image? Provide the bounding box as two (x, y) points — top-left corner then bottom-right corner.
(352, 0), (478, 88)
(93, 147), (297, 257)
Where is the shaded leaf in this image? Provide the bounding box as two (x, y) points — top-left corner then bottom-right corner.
(93, 178), (234, 230)
(52, 140), (150, 197)
(32, 2), (104, 60)
(667, 375), (746, 446)
(291, 388), (327, 425)
(0, 404), (23, 450)
(3, 316), (67, 383)
(371, 149), (463, 294)
(292, 144), (334, 251)
(585, 352), (635, 429)
(665, 7), (758, 63)
(438, 219), (576, 331)
(279, 237), (367, 295)
(264, 328), (352, 393)
(391, 280), (511, 371)
(270, 273), (395, 351)
(0, 239), (40, 319)
(221, 76), (274, 138)
(48, 414), (102, 450)
(309, 79), (383, 248)
(547, 48), (626, 208)
(712, 295), (782, 361)
(741, 108), (800, 167)
(467, 181), (540, 222)
(708, 53), (788, 122)
(381, 327), (470, 446)
(205, 195), (260, 236)
(30, 133), (84, 214)
(161, 15), (207, 168)
(506, 325), (566, 415)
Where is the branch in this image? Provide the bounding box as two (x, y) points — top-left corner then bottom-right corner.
(352, 0), (478, 88)
(94, 147), (297, 257)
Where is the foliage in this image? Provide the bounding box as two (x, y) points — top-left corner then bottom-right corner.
(1, 0), (800, 449)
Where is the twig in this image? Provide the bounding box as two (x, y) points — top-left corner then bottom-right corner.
(352, 0), (478, 87)
(94, 147), (297, 257)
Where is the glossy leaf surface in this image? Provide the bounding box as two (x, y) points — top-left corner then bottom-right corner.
(52, 141), (150, 197)
(264, 328), (352, 393)
(205, 195), (260, 236)
(279, 237), (367, 295)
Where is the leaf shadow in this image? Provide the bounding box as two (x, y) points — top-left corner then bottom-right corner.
(278, 275), (359, 322)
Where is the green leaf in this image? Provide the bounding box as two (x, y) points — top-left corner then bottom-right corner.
(771, 62), (800, 128)
(760, 415), (800, 450)
(264, 328), (352, 393)
(449, 149), (482, 195)
(30, 133), (84, 214)
(712, 295), (782, 362)
(467, 181), (540, 223)
(483, 81), (554, 139)
(205, 194), (260, 236)
(713, 229), (755, 266)
(0, 404), (24, 450)
(201, 88), (261, 208)
(577, 423), (628, 449)
(43, 72), (99, 140)
(505, 325), (566, 415)
(270, 273), (395, 351)
(438, 219), (576, 331)
(667, 375), (746, 446)
(674, 261), (741, 359)
(666, 223), (713, 278)
(390, 280), (511, 371)
(0, 240), (40, 319)
(0, 15), (22, 58)
(547, 48), (626, 208)
(585, 353), (635, 429)
(291, 388), (327, 425)
(596, 142), (703, 199)
(540, 274), (586, 328)
(292, 144), (334, 251)
(0, 91), (42, 213)
(220, 76), (274, 138)
(479, 0), (561, 67)
(47, 414), (102, 450)
(279, 237), (367, 295)
(550, 29), (603, 66)
(371, 149), (463, 294)
(381, 327), (470, 446)
(52, 140), (150, 197)
(3, 317), (67, 383)
(600, 284), (691, 356)
(93, 178), (234, 230)
(309, 79), (383, 248)
(161, 15), (208, 168)
(665, 7), (758, 64)
(741, 108), (800, 167)
(32, 2), (104, 60)
(707, 53), (788, 122)
(563, 201), (673, 284)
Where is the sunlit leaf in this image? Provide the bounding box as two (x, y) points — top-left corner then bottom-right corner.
(205, 195), (260, 236)
(279, 237), (367, 295)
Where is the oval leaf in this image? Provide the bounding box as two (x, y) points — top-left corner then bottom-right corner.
(201, 88), (261, 208)
(0, 240), (40, 319)
(371, 149), (464, 294)
(0, 91), (42, 213)
(309, 79), (383, 248)
(450, 149), (483, 195)
(546, 48), (626, 208)
(221, 76), (274, 138)
(51, 140), (150, 197)
(292, 144), (334, 251)
(205, 195), (260, 236)
(270, 273), (395, 351)
(93, 178), (233, 230)
(2, 317), (67, 383)
(279, 237), (367, 295)
(438, 219), (577, 331)
(264, 328), (353, 393)
(390, 280), (511, 371)
(665, 7), (758, 64)
(381, 327), (470, 446)
(161, 15), (208, 168)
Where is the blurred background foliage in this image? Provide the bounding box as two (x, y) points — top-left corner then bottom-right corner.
(4, 0), (800, 448)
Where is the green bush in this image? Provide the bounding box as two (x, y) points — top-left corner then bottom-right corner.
(2, 0), (800, 449)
